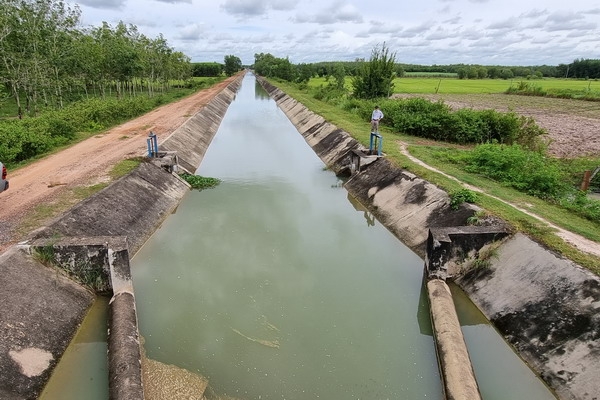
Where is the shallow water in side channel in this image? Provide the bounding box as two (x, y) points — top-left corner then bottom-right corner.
(40, 73), (556, 400)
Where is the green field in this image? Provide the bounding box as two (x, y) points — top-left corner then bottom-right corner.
(308, 76), (600, 95)
(396, 77), (600, 95)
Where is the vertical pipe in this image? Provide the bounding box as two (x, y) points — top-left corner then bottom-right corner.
(152, 134), (159, 156)
(581, 170), (591, 191)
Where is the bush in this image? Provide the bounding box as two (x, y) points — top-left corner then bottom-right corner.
(560, 191), (600, 222)
(450, 189), (479, 209)
(465, 143), (568, 199)
(0, 91), (173, 165)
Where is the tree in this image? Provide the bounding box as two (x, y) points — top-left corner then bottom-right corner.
(351, 43), (396, 99)
(224, 54), (242, 76)
(500, 68), (514, 79)
(330, 63), (346, 90)
(192, 62), (223, 77)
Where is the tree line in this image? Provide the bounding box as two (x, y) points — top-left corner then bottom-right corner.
(252, 54), (600, 83)
(0, 0), (192, 118)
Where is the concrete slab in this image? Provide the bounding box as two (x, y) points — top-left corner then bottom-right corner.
(0, 247), (94, 399)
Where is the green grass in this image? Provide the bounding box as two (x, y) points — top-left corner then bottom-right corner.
(305, 76), (600, 95)
(270, 78), (600, 273)
(404, 72), (458, 78)
(393, 77), (600, 95)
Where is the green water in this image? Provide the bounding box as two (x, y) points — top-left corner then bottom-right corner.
(130, 73), (556, 400)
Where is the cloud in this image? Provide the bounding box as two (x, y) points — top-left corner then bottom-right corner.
(519, 9), (548, 19)
(77, 0), (124, 10)
(221, 0), (296, 18)
(443, 16), (461, 24)
(544, 11), (597, 31)
(292, 1), (363, 24)
(155, 0), (192, 3)
(426, 27), (457, 40)
(222, 0), (267, 17)
(177, 23), (207, 41)
(487, 18), (518, 30)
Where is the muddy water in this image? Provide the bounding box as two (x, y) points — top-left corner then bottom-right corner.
(130, 73), (556, 400)
(39, 296), (109, 400)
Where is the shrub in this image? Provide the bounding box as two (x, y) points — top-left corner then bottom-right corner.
(465, 143), (567, 199)
(560, 191), (600, 223)
(450, 188), (479, 209)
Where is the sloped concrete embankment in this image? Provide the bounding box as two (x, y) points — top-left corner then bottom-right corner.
(257, 77), (600, 400)
(161, 77), (243, 173)
(257, 77), (483, 400)
(0, 74), (243, 400)
(455, 234), (600, 400)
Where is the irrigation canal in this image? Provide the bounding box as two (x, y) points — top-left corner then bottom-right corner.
(40, 73), (555, 400)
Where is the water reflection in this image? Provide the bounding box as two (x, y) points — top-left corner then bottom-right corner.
(254, 79), (270, 100)
(347, 193), (376, 227)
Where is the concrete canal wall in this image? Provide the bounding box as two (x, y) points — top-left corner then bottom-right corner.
(256, 76), (600, 400)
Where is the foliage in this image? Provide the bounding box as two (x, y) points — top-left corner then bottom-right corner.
(355, 98), (546, 148)
(179, 173), (221, 190)
(254, 53), (295, 81)
(0, 0), (191, 118)
(449, 189), (479, 209)
(464, 143), (567, 199)
(559, 191), (600, 223)
(1, 94), (172, 164)
(295, 63), (314, 84)
(224, 55), (242, 76)
(352, 43), (397, 99)
(563, 58), (600, 79)
(192, 62), (223, 77)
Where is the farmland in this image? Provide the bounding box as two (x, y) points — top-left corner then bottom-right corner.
(307, 76), (600, 95)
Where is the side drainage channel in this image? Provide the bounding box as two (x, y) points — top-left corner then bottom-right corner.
(27, 236), (144, 399)
(425, 226), (510, 400)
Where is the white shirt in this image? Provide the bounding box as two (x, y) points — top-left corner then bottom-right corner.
(372, 109), (384, 121)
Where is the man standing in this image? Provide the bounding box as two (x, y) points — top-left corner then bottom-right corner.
(371, 105), (384, 133)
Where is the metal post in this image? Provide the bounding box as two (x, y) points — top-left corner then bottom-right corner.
(147, 131), (158, 157)
(370, 132), (383, 156)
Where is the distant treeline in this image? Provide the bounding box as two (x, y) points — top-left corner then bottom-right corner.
(249, 55), (600, 82)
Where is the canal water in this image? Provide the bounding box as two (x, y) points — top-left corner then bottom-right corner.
(130, 73), (556, 400)
(40, 72), (556, 399)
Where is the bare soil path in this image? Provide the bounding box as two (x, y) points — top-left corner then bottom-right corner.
(0, 75), (240, 252)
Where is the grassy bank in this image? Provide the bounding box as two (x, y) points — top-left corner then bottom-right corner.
(270, 79), (600, 273)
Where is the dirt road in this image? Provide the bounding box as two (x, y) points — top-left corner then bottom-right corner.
(0, 75), (240, 252)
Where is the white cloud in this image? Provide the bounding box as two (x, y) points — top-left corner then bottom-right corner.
(77, 0), (124, 10)
(74, 0), (600, 66)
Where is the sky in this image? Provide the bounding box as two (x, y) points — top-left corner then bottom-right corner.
(70, 0), (600, 67)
